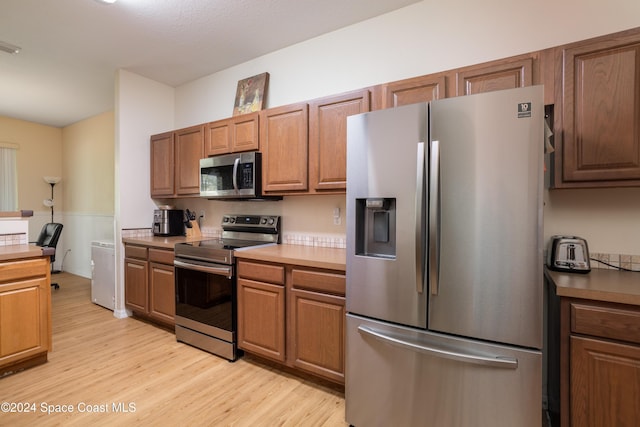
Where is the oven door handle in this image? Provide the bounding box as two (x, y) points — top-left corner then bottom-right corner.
(174, 260), (233, 279)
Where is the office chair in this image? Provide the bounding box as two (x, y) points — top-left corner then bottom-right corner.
(34, 223), (64, 289)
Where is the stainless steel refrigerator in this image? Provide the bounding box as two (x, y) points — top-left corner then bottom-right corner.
(345, 86), (544, 427)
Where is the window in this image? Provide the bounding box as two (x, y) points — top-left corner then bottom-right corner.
(0, 145), (18, 211)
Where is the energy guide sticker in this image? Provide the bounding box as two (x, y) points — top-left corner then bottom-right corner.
(518, 102), (532, 118)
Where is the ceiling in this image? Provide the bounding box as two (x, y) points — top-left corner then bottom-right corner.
(0, 0), (418, 128)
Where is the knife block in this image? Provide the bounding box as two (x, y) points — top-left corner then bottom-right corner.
(186, 220), (202, 238)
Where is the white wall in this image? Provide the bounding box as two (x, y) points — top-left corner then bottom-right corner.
(172, 0), (640, 256)
(115, 69), (175, 317)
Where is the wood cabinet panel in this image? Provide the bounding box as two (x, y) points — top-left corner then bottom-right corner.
(175, 125), (204, 195)
(0, 257), (50, 374)
(0, 257), (49, 283)
(149, 262), (175, 325)
(237, 260), (284, 285)
(148, 248), (174, 265)
(237, 278), (286, 362)
(125, 245), (148, 260)
(571, 336), (640, 426)
(205, 119), (230, 155)
(455, 57), (533, 96)
(289, 288), (345, 383)
(124, 258), (148, 313)
(260, 103), (309, 193)
(205, 112), (259, 156)
(291, 268), (345, 295)
(150, 132), (175, 197)
(309, 90), (369, 192)
(232, 112), (259, 152)
(571, 302), (640, 345)
(558, 32), (640, 186)
(381, 74), (446, 108)
(0, 279), (46, 358)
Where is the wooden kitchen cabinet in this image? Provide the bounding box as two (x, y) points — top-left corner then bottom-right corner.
(552, 28), (640, 188)
(260, 102), (309, 193)
(288, 267), (346, 384)
(237, 258), (346, 384)
(124, 244), (175, 328)
(148, 249), (175, 325)
(150, 131), (175, 197)
(380, 74), (446, 109)
(237, 260), (286, 362)
(560, 298), (640, 426)
(0, 257), (51, 375)
(175, 125), (204, 195)
(308, 90), (370, 193)
(150, 124), (204, 198)
(124, 245), (148, 313)
(453, 55), (534, 96)
(205, 112), (259, 156)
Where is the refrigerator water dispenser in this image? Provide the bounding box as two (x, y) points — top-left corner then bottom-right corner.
(355, 198), (396, 258)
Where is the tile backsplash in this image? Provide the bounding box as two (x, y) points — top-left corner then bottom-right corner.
(0, 233), (27, 246)
(590, 252), (640, 271)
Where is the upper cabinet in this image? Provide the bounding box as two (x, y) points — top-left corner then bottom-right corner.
(454, 56), (533, 96)
(150, 131), (175, 197)
(308, 90), (371, 193)
(150, 124), (204, 198)
(381, 74), (446, 108)
(260, 103), (309, 194)
(205, 112), (259, 156)
(552, 28), (640, 188)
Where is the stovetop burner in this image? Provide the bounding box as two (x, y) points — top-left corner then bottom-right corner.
(174, 214), (280, 265)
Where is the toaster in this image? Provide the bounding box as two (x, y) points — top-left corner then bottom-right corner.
(547, 235), (591, 273)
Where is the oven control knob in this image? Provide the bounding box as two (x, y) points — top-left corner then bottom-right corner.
(229, 217), (235, 223)
(267, 217), (275, 225)
(260, 218), (267, 224)
(223, 216), (229, 223)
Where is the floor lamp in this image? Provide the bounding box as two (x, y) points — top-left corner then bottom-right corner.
(43, 176), (61, 223)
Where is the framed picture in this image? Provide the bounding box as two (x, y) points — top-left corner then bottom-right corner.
(233, 72), (269, 116)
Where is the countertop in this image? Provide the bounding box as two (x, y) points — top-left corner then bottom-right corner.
(122, 235), (205, 250)
(546, 268), (640, 306)
(0, 244), (50, 262)
(234, 244), (346, 271)
(122, 236), (346, 271)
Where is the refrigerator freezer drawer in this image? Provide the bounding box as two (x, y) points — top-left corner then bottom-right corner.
(346, 314), (542, 427)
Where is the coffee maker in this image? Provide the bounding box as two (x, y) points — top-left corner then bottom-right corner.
(153, 209), (184, 236)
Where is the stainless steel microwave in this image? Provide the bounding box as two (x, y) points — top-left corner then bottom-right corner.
(200, 152), (263, 199)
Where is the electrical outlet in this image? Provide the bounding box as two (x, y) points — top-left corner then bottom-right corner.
(333, 207), (341, 225)
(199, 210), (205, 219)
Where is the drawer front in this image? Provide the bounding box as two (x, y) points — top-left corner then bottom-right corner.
(0, 258), (49, 283)
(125, 245), (148, 260)
(571, 302), (640, 345)
(237, 260), (285, 285)
(291, 268), (345, 296)
(149, 248), (174, 265)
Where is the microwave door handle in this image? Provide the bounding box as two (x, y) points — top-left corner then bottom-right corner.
(232, 157), (240, 193)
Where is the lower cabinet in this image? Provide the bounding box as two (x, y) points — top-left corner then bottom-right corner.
(237, 259), (346, 384)
(0, 257), (51, 374)
(124, 244), (175, 328)
(561, 298), (640, 426)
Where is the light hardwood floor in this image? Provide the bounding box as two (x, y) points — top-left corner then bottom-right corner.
(1, 273), (347, 426)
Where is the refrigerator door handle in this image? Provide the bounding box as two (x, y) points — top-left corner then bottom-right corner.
(358, 325), (518, 369)
(416, 141), (425, 294)
(429, 140), (440, 295)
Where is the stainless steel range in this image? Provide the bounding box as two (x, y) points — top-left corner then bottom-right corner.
(174, 214), (280, 361)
